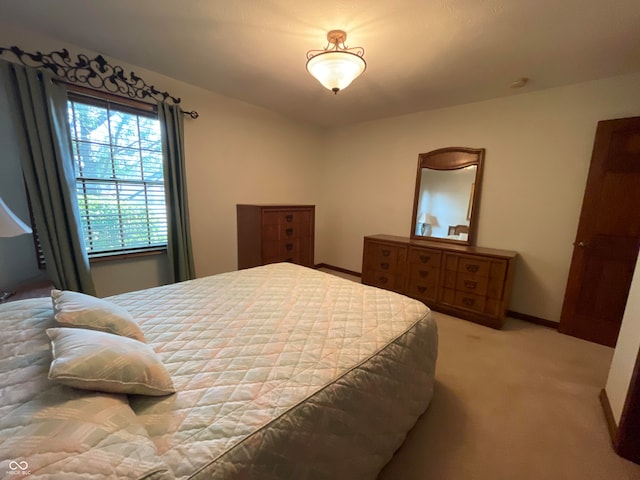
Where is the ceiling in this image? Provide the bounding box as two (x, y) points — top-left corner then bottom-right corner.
(1, 0), (639, 127)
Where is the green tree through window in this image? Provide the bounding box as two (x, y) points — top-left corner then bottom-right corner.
(67, 94), (167, 256)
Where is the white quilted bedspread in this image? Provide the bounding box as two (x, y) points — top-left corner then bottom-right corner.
(0, 263), (437, 479)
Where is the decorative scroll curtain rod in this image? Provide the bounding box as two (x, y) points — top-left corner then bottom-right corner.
(0, 46), (199, 119)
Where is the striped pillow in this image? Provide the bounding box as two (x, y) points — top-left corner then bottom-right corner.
(47, 327), (175, 396)
(52, 289), (146, 342)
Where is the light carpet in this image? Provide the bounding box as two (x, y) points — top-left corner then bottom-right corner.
(378, 312), (640, 480)
(317, 268), (640, 479)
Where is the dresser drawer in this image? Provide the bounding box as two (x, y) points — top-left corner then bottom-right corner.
(264, 252), (300, 265)
(409, 264), (439, 286)
(455, 272), (489, 296)
(263, 238), (304, 257)
(261, 211), (281, 225)
(261, 224), (278, 242)
(407, 281), (438, 302)
(262, 223), (311, 241)
(362, 269), (404, 292)
(444, 253), (490, 276)
(363, 242), (403, 269)
(455, 291), (486, 313)
(408, 247), (442, 267)
(270, 237), (312, 267)
(262, 209), (312, 227)
(279, 223), (311, 239)
(457, 256), (490, 277)
(440, 288), (486, 313)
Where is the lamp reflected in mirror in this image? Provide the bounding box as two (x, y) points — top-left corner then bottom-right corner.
(417, 213), (439, 236)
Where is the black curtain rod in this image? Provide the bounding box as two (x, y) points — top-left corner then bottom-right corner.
(57, 77), (200, 119)
(0, 46), (199, 119)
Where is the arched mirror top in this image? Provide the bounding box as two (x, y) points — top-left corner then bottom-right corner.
(410, 147), (485, 246)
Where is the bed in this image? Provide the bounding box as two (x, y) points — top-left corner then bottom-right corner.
(0, 263), (438, 479)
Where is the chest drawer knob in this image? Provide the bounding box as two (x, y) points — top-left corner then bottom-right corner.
(285, 214), (293, 222)
(379, 276), (388, 284)
(464, 280), (477, 290)
(420, 255), (431, 263)
(418, 286), (427, 294)
(466, 264), (479, 273)
(382, 249), (391, 257)
(419, 270), (429, 277)
(285, 228), (293, 236)
(285, 243), (293, 251)
(380, 262), (390, 270)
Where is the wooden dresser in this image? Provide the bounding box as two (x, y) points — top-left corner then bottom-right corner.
(237, 205), (315, 269)
(362, 234), (517, 328)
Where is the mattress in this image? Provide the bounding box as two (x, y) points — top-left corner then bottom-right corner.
(0, 263), (437, 479)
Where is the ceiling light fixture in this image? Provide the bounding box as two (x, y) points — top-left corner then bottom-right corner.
(306, 30), (366, 95)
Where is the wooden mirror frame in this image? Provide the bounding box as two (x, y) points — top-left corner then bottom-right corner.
(410, 147), (485, 246)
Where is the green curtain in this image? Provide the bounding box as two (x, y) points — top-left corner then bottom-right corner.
(158, 102), (195, 282)
(0, 60), (95, 295)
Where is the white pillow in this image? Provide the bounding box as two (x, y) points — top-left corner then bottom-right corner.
(47, 327), (175, 396)
(51, 289), (146, 342)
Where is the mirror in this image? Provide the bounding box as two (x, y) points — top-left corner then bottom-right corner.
(410, 147), (485, 245)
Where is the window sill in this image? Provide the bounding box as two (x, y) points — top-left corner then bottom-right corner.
(88, 247), (167, 263)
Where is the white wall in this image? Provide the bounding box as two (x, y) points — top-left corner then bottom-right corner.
(317, 73), (640, 322)
(0, 22), (325, 296)
(605, 256), (640, 425)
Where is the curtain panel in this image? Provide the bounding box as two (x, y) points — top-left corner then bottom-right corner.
(158, 102), (195, 282)
(0, 60), (95, 294)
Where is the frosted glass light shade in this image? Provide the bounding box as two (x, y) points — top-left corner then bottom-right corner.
(0, 197), (32, 237)
(306, 51), (366, 93)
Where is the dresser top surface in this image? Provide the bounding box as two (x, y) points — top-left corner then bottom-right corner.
(365, 234), (517, 259)
(237, 204), (315, 208)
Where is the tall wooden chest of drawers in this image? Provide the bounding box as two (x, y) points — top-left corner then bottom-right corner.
(362, 234), (517, 328)
(237, 205), (315, 269)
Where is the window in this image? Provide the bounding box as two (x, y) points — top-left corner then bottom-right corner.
(67, 93), (167, 257)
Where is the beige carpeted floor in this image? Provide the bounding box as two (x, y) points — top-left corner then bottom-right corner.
(379, 312), (640, 480)
(318, 268), (640, 480)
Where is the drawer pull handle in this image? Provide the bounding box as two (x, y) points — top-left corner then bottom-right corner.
(418, 286), (427, 294)
(464, 280), (477, 290)
(285, 215), (293, 222)
(382, 249), (391, 257)
(466, 264), (479, 273)
(286, 257), (293, 262)
(462, 297), (475, 307)
(285, 228), (293, 236)
(285, 243), (294, 251)
(420, 255), (430, 263)
(419, 270), (429, 277)
(379, 276), (388, 285)
(380, 262), (390, 270)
